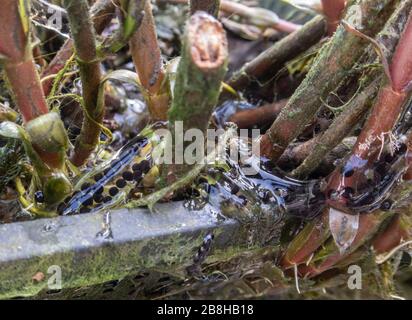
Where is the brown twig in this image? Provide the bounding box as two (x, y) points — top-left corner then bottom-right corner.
(227, 99), (287, 129)
(227, 15), (326, 92)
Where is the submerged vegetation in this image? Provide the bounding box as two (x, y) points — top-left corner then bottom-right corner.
(0, 0), (411, 299)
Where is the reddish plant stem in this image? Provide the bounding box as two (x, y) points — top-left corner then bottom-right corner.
(327, 12), (412, 212)
(390, 13), (412, 93)
(129, 0), (168, 121)
(372, 214), (408, 254)
(5, 61), (49, 122)
(321, 0), (346, 35)
(228, 99), (287, 129)
(281, 213), (330, 268)
(0, 0), (49, 123)
(0, 0), (71, 172)
(372, 139), (412, 254)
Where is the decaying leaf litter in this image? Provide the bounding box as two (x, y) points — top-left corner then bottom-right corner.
(0, 0), (411, 299)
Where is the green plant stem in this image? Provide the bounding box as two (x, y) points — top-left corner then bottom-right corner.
(63, 0), (104, 166)
(41, 0), (117, 96)
(166, 12), (228, 179)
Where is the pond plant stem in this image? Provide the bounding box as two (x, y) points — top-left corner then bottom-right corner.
(321, 0), (347, 35)
(0, 0), (70, 171)
(165, 11), (228, 180)
(0, 0), (48, 122)
(41, 0), (117, 96)
(260, 0), (396, 163)
(129, 0), (169, 121)
(326, 9), (412, 216)
(282, 5), (412, 278)
(291, 76), (381, 179)
(227, 15), (327, 93)
(63, 0), (104, 166)
(292, 0), (412, 179)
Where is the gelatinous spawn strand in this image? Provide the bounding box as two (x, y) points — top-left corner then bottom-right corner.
(199, 152), (326, 220)
(60, 129), (409, 218)
(60, 136), (151, 215)
(345, 145), (409, 213)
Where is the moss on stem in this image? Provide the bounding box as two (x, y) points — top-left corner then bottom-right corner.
(166, 12), (228, 178)
(262, 0), (397, 162)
